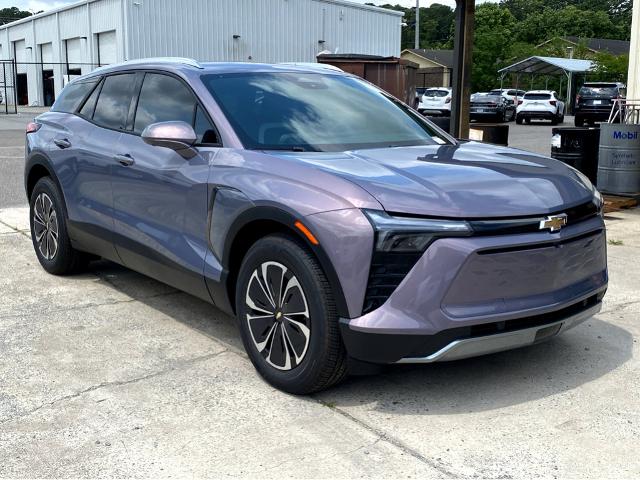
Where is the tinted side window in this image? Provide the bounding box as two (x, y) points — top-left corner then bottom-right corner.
(194, 104), (218, 144)
(51, 79), (100, 113)
(134, 73), (195, 133)
(93, 74), (136, 130)
(78, 79), (102, 118)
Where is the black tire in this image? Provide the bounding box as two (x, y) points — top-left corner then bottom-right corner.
(29, 177), (89, 275)
(575, 115), (584, 127)
(551, 116), (558, 126)
(235, 234), (347, 394)
(516, 115), (523, 125)
(524, 117), (531, 125)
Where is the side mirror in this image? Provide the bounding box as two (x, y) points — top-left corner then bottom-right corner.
(141, 121), (198, 158)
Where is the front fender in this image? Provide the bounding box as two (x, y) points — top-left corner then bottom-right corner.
(205, 187), (361, 319)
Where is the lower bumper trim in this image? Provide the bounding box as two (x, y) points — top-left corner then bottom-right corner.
(395, 303), (601, 364)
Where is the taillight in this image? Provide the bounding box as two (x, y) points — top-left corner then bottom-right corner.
(445, 97), (451, 104)
(26, 122), (41, 134)
(517, 100), (523, 105)
(550, 100), (557, 106)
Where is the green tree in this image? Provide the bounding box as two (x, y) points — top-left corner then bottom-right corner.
(377, 3), (455, 50)
(590, 52), (629, 82)
(472, 3), (517, 91)
(0, 7), (32, 26)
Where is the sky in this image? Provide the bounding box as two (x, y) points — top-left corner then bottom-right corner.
(1, 0), (470, 13)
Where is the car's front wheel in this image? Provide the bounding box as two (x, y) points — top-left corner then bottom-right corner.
(29, 177), (89, 275)
(236, 234), (347, 394)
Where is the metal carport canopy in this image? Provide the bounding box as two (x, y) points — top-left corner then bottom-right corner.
(498, 56), (594, 78)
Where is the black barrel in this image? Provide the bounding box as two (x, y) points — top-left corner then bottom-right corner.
(550, 127), (600, 185)
(425, 116), (451, 134)
(468, 124), (509, 146)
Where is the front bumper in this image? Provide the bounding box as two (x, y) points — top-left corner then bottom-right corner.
(340, 216), (607, 364)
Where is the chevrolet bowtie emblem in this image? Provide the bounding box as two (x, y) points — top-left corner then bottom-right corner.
(539, 214), (568, 232)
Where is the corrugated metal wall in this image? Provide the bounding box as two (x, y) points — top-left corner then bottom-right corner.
(0, 0), (122, 106)
(0, 0), (401, 106)
(125, 0), (402, 63)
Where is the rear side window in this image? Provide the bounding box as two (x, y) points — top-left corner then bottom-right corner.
(524, 93), (551, 100)
(134, 73), (195, 133)
(51, 79), (100, 113)
(78, 79), (102, 118)
(93, 73), (137, 130)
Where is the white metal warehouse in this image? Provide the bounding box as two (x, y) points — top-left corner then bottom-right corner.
(0, 0), (402, 107)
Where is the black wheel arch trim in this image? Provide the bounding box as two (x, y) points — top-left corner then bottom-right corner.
(25, 153), (68, 216)
(206, 196), (350, 319)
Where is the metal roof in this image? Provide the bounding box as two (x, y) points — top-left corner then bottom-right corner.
(499, 56), (594, 76)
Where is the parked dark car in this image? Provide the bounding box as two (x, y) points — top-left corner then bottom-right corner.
(470, 93), (515, 122)
(25, 58), (607, 394)
(575, 82), (626, 126)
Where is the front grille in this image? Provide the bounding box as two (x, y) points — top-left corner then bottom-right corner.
(362, 251), (421, 314)
(361, 201), (601, 315)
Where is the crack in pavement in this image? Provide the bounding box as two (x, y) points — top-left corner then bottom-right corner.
(315, 399), (458, 478)
(0, 349), (230, 425)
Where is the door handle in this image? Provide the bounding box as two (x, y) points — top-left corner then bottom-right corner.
(114, 153), (135, 166)
(53, 138), (71, 149)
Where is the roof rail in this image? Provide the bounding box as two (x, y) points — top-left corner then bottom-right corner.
(94, 57), (203, 72)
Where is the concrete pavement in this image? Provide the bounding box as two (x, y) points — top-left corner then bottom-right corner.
(0, 205), (639, 478)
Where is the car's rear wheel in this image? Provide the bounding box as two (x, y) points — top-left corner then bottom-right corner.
(516, 115), (523, 125)
(236, 234), (347, 394)
(575, 115), (584, 127)
(29, 177), (89, 275)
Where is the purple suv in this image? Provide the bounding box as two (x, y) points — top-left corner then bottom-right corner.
(25, 59), (607, 394)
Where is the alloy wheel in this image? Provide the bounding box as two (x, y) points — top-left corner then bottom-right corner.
(245, 261), (311, 371)
(33, 192), (59, 260)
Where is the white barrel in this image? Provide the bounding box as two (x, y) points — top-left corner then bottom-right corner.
(597, 124), (640, 194)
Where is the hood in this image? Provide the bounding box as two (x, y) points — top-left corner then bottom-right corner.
(269, 142), (595, 218)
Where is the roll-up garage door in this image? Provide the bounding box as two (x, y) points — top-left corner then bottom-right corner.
(97, 31), (117, 66)
(14, 39), (27, 74)
(65, 38), (82, 71)
(41, 43), (53, 70)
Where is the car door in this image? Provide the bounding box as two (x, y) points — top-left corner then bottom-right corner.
(51, 74), (137, 262)
(111, 71), (220, 301)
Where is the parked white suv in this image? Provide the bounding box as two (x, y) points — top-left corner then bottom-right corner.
(516, 90), (565, 125)
(418, 87), (452, 116)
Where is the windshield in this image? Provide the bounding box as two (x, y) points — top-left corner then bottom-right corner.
(424, 89), (449, 97)
(201, 72), (447, 152)
(579, 86), (618, 97)
(488, 90), (505, 96)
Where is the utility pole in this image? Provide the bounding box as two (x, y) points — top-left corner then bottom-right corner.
(414, 0), (420, 49)
(450, 0), (475, 139)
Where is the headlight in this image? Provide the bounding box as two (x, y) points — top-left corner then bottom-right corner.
(363, 209), (472, 252)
